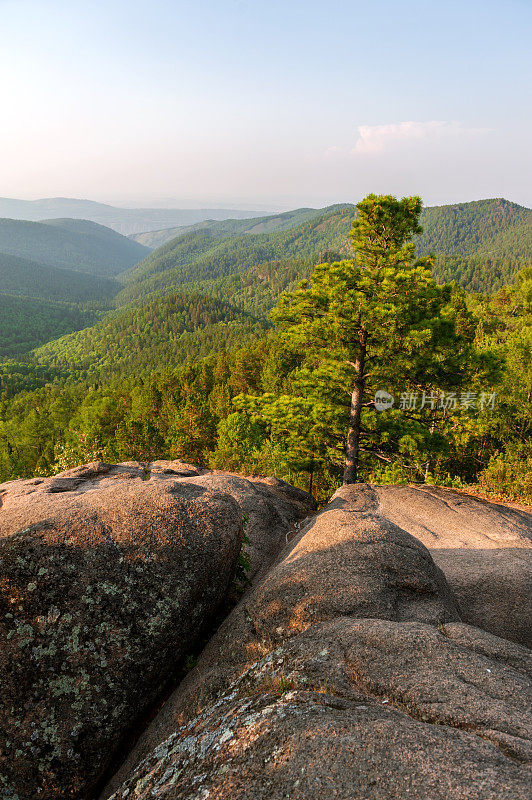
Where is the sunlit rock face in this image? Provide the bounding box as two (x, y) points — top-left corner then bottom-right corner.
(373, 484), (532, 646)
(109, 619), (532, 800)
(3, 471), (530, 800)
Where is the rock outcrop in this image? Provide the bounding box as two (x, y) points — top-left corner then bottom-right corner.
(0, 461), (314, 800)
(175, 472), (317, 578)
(109, 619), (531, 800)
(373, 484), (532, 646)
(104, 483), (532, 800)
(3, 470), (530, 800)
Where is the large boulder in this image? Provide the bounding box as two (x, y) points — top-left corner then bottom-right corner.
(107, 619), (532, 800)
(373, 485), (532, 646)
(177, 483), (460, 707)
(175, 472), (317, 578)
(0, 462), (243, 800)
(102, 483), (461, 795)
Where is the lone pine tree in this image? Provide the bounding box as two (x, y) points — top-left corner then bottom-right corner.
(271, 193), (472, 484)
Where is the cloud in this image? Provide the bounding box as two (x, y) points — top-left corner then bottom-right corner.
(350, 121), (487, 155)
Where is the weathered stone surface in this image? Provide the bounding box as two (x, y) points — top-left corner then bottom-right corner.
(180, 483), (459, 705)
(103, 483), (460, 795)
(148, 460), (200, 478)
(374, 484), (532, 646)
(0, 463), (243, 800)
(177, 472), (317, 578)
(6, 470), (528, 800)
(108, 618), (532, 800)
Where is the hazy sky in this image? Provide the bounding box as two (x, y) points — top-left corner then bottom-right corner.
(1, 0), (530, 209)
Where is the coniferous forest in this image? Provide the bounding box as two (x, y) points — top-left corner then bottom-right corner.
(0, 196), (530, 504)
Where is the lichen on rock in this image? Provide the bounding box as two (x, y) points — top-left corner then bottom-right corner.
(0, 462), (244, 800)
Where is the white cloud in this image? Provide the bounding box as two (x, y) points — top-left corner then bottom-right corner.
(351, 121), (487, 155)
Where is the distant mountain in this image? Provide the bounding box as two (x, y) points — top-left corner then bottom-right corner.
(128, 207), (327, 249)
(116, 205), (353, 307)
(0, 294), (98, 358)
(5, 197), (530, 373)
(117, 199), (531, 309)
(0, 218), (148, 277)
(418, 198), (532, 290)
(0, 252), (119, 304)
(418, 198), (531, 256)
(0, 197), (267, 235)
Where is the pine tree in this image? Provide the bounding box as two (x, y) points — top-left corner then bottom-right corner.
(271, 194), (473, 484)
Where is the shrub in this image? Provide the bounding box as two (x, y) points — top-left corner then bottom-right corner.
(478, 444), (532, 503)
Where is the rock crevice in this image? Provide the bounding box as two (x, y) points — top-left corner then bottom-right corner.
(1, 472), (530, 800)
(0, 461), (315, 800)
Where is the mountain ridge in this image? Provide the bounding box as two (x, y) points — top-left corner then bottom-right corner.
(0, 217), (148, 277)
(0, 197), (270, 235)
(31, 291), (267, 380)
(0, 251), (119, 303)
(116, 198), (532, 308)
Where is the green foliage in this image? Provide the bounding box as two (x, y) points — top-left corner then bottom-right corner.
(211, 412), (267, 472)
(0, 197), (531, 507)
(260, 194), (476, 483)
(115, 205), (355, 306)
(367, 461), (411, 485)
(183, 654), (198, 673)
(418, 198), (531, 255)
(31, 292), (267, 381)
(233, 515), (252, 594)
(51, 432), (112, 473)
(418, 198), (531, 292)
(0, 362), (60, 397)
(478, 444), (532, 504)
(0, 295), (98, 357)
(118, 198), (531, 311)
(0, 217), (148, 277)
(0, 253), (119, 304)
(276, 677), (295, 696)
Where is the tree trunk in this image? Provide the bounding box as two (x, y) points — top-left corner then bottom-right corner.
(343, 330), (367, 484)
(423, 418), (436, 482)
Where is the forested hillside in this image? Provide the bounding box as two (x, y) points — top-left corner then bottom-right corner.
(116, 205), (353, 305)
(118, 199), (531, 309)
(0, 295), (97, 357)
(32, 292), (266, 380)
(0, 196), (530, 504)
(0, 252), (118, 303)
(418, 198), (530, 257)
(2, 263), (531, 502)
(0, 217), (148, 276)
(1, 197), (529, 361)
(0, 221), (129, 354)
(419, 198), (531, 291)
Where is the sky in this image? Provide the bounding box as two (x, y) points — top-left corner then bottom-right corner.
(0, 0), (531, 209)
